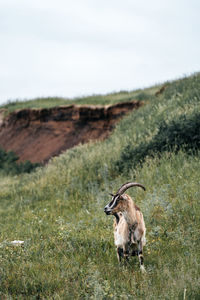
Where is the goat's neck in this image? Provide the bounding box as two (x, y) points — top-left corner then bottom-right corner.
(122, 200), (137, 226)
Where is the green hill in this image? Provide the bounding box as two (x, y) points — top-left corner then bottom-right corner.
(0, 73), (199, 299)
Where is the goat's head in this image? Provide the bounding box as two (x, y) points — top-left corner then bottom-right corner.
(104, 182), (145, 215)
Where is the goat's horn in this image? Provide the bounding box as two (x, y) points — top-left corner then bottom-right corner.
(116, 182), (146, 196)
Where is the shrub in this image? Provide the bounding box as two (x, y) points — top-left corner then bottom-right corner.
(116, 111), (200, 171)
(0, 148), (40, 175)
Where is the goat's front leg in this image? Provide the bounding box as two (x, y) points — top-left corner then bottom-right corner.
(117, 247), (123, 263)
(137, 240), (146, 273)
(122, 244), (130, 262)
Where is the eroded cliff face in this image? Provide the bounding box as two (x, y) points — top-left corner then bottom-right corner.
(0, 101), (143, 163)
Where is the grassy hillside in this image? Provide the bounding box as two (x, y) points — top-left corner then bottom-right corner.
(0, 73), (199, 299)
(1, 84), (159, 115)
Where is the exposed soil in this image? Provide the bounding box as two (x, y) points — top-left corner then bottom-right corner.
(0, 101), (143, 163)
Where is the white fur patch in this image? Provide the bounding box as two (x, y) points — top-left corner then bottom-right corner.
(114, 231), (126, 247)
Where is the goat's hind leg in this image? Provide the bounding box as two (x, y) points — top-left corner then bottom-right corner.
(131, 242), (138, 256)
(137, 240), (146, 273)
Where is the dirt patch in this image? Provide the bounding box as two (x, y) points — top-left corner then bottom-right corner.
(0, 101), (143, 163)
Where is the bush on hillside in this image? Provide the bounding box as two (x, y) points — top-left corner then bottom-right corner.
(0, 148), (40, 175)
(116, 111), (200, 172)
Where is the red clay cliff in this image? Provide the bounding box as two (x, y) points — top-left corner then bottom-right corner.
(0, 101), (143, 163)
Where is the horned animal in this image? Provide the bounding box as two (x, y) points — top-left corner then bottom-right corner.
(104, 182), (146, 272)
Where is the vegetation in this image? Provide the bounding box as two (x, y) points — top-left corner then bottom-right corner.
(0, 148), (40, 175)
(116, 111), (200, 171)
(1, 84), (159, 115)
(0, 73), (199, 299)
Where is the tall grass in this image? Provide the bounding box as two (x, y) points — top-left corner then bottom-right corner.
(0, 73), (199, 299)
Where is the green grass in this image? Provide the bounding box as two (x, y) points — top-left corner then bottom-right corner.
(0, 73), (200, 299)
(1, 84), (160, 115)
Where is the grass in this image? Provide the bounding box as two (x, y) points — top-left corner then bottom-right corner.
(0, 73), (200, 299)
(1, 84), (160, 115)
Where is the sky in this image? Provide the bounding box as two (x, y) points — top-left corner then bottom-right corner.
(0, 0), (199, 105)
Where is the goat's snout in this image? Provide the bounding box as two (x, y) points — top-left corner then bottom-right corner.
(104, 205), (111, 215)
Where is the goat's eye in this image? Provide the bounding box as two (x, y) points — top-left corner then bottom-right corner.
(116, 196), (121, 202)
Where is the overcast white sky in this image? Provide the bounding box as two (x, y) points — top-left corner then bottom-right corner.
(0, 0), (199, 105)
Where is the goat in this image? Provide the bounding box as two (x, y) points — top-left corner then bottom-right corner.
(104, 182), (146, 272)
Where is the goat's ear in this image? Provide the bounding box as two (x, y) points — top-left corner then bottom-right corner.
(120, 194), (126, 200)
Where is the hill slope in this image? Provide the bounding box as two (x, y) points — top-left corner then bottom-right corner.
(0, 73), (199, 299)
